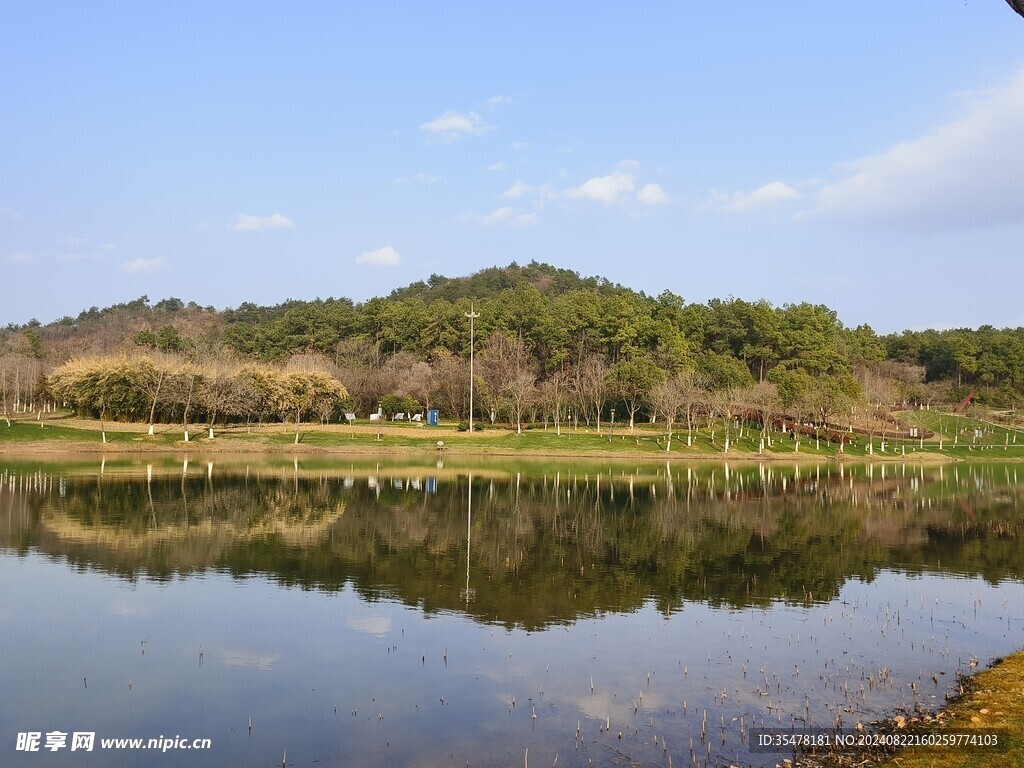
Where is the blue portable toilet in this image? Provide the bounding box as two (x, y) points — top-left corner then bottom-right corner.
(427, 409), (439, 426)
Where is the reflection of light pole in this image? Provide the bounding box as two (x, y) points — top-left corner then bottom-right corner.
(465, 303), (479, 432)
(461, 472), (475, 606)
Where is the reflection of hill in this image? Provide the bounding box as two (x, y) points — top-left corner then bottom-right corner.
(1, 463), (1022, 629)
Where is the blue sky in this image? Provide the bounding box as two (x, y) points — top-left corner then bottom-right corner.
(2, 2), (1023, 333)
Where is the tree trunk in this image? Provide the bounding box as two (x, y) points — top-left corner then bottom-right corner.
(147, 371), (165, 437)
(183, 376), (195, 442)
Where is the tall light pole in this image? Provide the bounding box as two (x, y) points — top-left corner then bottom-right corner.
(465, 303), (479, 433)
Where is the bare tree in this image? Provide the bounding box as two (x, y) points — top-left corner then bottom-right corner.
(742, 380), (781, 452)
(478, 333), (534, 426)
(505, 370), (537, 434)
(539, 369), (571, 435)
(167, 363), (201, 442)
(653, 372), (696, 452)
(431, 349), (468, 421)
(135, 354), (171, 436)
(1, 368), (10, 426)
(859, 372), (897, 455)
(573, 354), (609, 433)
(710, 387), (741, 453)
(405, 361), (436, 414)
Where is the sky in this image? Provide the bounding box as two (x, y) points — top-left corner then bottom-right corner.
(2, 2), (1023, 334)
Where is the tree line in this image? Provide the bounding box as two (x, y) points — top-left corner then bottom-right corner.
(1, 262), (1022, 434)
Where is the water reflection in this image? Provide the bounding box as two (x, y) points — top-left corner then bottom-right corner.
(1, 458), (1023, 768)
(2, 460), (1023, 626)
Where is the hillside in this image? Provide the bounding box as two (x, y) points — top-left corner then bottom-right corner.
(1, 262), (1022, 417)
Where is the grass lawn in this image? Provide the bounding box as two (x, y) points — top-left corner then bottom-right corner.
(4, 410), (1024, 460)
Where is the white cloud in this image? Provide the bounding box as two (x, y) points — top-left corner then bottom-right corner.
(0, 207), (19, 220)
(509, 141), (532, 151)
(637, 183), (670, 206)
(500, 180), (533, 199)
(394, 173), (441, 185)
(100, 242), (117, 252)
(230, 213), (295, 233)
(4, 252), (34, 264)
(487, 161), (508, 172)
(811, 69), (1024, 230)
(419, 110), (491, 141)
(55, 252), (96, 262)
(121, 258), (165, 273)
(480, 206), (538, 227)
(487, 95), (512, 106)
(356, 245), (400, 267)
(699, 181), (800, 213)
(565, 171), (637, 206)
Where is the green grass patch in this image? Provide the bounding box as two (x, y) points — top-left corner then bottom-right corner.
(9, 413), (1024, 460)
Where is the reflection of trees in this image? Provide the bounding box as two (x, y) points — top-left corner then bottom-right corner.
(1, 463), (1022, 629)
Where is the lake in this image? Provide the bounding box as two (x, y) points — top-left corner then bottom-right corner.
(1, 456), (1022, 767)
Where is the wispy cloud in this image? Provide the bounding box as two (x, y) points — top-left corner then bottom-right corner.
(393, 173), (441, 185)
(419, 110), (492, 141)
(487, 161), (508, 172)
(700, 181), (801, 213)
(100, 242), (117, 252)
(55, 252), (97, 262)
(487, 95), (512, 106)
(121, 257), (165, 273)
(810, 68), (1024, 230)
(500, 181), (533, 199)
(0, 208), (19, 220)
(356, 245), (400, 267)
(3, 252), (34, 264)
(480, 206), (538, 227)
(230, 213), (295, 233)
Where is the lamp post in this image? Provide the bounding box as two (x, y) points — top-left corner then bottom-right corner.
(611, 407), (616, 438)
(465, 303), (479, 433)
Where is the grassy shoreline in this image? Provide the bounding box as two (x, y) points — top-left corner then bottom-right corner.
(806, 650), (1024, 768)
(880, 649), (1024, 768)
(6, 412), (1023, 461)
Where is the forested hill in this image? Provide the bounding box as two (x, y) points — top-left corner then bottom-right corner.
(2, 260), (1023, 409)
(386, 261), (628, 303)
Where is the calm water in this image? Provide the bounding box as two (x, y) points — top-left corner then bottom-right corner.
(1, 456), (1023, 767)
